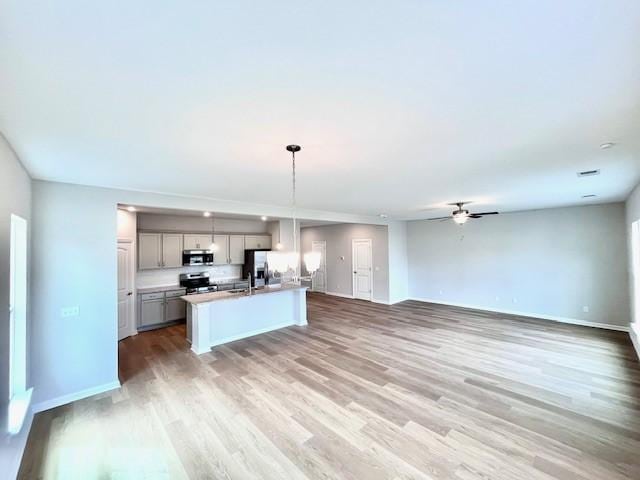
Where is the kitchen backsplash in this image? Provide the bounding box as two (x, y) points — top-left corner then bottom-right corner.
(136, 264), (242, 288)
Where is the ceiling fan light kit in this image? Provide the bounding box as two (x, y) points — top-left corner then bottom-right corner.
(427, 201), (499, 224)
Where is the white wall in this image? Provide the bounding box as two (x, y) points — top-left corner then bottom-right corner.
(0, 134), (32, 478)
(387, 221), (409, 304)
(407, 203), (630, 328)
(301, 224), (389, 303)
(29, 180), (386, 412)
(137, 264), (242, 288)
(117, 209), (137, 240)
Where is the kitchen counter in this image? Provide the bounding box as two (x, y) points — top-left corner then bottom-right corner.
(137, 284), (183, 294)
(184, 284), (308, 354)
(181, 284), (304, 305)
(137, 278), (245, 295)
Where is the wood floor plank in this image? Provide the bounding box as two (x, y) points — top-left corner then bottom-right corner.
(19, 293), (640, 479)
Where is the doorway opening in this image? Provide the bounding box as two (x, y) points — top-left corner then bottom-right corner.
(632, 220), (640, 326)
(9, 214), (32, 434)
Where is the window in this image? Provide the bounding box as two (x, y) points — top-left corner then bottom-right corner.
(8, 214), (31, 435)
(632, 220), (640, 327)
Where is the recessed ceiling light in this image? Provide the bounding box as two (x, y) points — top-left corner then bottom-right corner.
(203, 211), (211, 217)
(599, 142), (615, 150)
(379, 213), (388, 218)
(126, 206), (136, 212)
(582, 194), (597, 198)
(261, 216), (268, 221)
(577, 169), (600, 177)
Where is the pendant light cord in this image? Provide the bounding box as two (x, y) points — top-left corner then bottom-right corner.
(292, 150), (298, 280)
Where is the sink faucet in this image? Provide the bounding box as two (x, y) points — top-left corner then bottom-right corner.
(247, 273), (252, 295)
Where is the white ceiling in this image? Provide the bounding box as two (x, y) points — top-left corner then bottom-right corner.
(2, 1), (640, 219)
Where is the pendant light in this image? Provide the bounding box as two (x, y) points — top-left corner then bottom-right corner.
(209, 213), (219, 252)
(266, 144), (320, 283)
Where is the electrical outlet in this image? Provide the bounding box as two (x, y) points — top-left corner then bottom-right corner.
(583, 306), (589, 313)
(439, 289), (444, 295)
(512, 298), (518, 304)
(61, 306), (80, 318)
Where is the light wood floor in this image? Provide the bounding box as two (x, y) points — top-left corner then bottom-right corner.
(20, 293), (640, 479)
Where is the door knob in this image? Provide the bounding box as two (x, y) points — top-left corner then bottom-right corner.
(127, 292), (133, 296)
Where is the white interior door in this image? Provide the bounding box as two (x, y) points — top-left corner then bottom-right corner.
(117, 241), (135, 340)
(352, 239), (372, 301)
(311, 240), (327, 293)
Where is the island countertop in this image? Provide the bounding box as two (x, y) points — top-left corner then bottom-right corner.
(181, 284), (307, 305)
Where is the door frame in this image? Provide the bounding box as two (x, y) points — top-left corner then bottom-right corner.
(351, 238), (373, 301)
(117, 238), (137, 340)
(311, 240), (327, 293)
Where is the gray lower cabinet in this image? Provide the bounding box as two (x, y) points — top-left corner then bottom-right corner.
(139, 289), (186, 330)
(165, 296), (186, 322)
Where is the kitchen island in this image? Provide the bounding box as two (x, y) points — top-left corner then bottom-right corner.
(181, 284), (308, 355)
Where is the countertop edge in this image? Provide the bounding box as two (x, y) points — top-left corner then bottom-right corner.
(181, 285), (308, 305)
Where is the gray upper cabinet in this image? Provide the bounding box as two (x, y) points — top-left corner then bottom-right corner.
(213, 234), (229, 265)
(162, 233), (183, 268)
(183, 234), (212, 250)
(229, 235), (245, 264)
(139, 233), (162, 269)
(139, 232), (270, 270)
(139, 233), (183, 269)
(245, 235), (271, 250)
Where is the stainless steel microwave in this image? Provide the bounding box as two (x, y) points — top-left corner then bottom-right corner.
(182, 249), (214, 266)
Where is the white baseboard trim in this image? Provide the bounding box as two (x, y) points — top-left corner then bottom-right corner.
(326, 291), (355, 299)
(371, 298), (390, 305)
(32, 380), (121, 414)
(388, 297), (411, 305)
(408, 297), (630, 332)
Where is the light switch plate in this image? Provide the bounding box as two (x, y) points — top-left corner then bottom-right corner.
(61, 306), (80, 318)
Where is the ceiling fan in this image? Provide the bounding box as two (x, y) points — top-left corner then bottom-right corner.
(427, 202), (499, 225)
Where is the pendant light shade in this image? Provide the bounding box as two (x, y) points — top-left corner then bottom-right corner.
(304, 251), (321, 274)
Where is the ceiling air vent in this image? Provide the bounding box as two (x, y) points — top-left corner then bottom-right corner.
(577, 169), (600, 177)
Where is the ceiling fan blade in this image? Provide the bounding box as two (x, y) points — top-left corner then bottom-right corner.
(472, 212), (499, 216)
(427, 216), (452, 221)
(468, 214), (482, 219)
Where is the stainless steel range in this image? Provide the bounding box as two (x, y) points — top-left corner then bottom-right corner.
(179, 272), (217, 295)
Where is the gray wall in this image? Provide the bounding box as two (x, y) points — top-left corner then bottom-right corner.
(407, 203), (630, 327)
(31, 181), (121, 408)
(0, 134), (32, 477)
(301, 224), (389, 303)
(137, 213), (269, 234)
